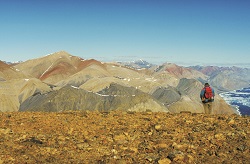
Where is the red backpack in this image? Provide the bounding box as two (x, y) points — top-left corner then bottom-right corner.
(204, 87), (214, 99)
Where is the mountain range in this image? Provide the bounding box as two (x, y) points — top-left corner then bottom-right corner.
(1, 51), (249, 113)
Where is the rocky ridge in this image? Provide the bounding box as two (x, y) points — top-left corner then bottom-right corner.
(0, 111), (249, 163)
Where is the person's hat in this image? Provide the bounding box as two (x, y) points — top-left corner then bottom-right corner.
(205, 83), (210, 86)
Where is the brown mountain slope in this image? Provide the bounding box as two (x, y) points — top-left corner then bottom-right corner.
(55, 61), (112, 88)
(14, 51), (107, 84)
(0, 61), (11, 70)
(0, 78), (52, 112)
(0, 61), (28, 80)
(0, 61), (44, 112)
(56, 62), (168, 93)
(39, 58), (106, 83)
(152, 63), (208, 79)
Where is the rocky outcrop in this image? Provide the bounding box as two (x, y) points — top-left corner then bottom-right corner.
(20, 83), (169, 112)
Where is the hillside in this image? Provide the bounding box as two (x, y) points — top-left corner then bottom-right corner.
(190, 65), (250, 92)
(14, 51), (105, 84)
(0, 61), (52, 112)
(20, 83), (168, 112)
(0, 111), (249, 163)
(0, 60), (28, 80)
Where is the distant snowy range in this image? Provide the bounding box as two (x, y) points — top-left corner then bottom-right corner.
(220, 87), (250, 116)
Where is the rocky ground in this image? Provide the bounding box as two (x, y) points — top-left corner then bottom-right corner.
(0, 111), (249, 164)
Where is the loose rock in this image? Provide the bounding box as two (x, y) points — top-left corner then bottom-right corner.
(0, 111), (249, 163)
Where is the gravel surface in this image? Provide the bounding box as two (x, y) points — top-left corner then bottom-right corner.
(0, 111), (249, 164)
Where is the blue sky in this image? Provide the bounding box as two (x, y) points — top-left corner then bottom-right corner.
(1, 0), (250, 66)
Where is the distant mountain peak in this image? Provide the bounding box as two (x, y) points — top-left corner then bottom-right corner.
(43, 50), (73, 59)
(133, 59), (146, 63)
(118, 59), (154, 69)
